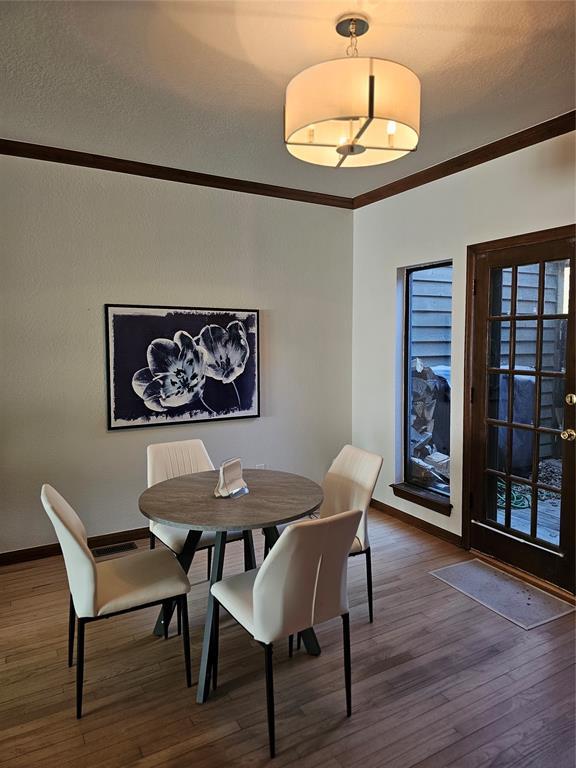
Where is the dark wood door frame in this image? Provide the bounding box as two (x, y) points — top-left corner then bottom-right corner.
(462, 224), (576, 589)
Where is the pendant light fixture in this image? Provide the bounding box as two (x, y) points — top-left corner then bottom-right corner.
(284, 14), (421, 168)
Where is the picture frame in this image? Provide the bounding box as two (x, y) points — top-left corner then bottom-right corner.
(105, 304), (260, 430)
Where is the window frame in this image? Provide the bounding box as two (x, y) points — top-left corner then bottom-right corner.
(391, 261), (454, 515)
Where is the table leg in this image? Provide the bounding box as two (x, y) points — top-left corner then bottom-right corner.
(197, 531), (227, 703)
(243, 530), (256, 571)
(263, 526), (279, 556)
(298, 627), (321, 656)
(153, 529), (203, 637)
(262, 526), (321, 657)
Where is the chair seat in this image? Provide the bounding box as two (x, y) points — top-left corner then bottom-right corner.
(199, 529), (244, 548)
(273, 521), (290, 536)
(151, 521), (243, 554)
(272, 515), (316, 537)
(349, 536), (364, 554)
(211, 568), (259, 637)
(96, 549), (190, 617)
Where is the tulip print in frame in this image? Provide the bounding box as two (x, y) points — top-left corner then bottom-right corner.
(105, 305), (259, 429)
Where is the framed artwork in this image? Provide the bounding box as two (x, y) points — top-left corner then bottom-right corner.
(105, 304), (259, 429)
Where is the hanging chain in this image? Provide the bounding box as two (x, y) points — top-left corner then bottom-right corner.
(346, 19), (359, 57)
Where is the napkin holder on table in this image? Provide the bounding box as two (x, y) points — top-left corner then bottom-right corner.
(214, 458), (249, 498)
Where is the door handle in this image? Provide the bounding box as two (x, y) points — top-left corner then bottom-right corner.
(566, 394), (576, 406)
(560, 429), (576, 441)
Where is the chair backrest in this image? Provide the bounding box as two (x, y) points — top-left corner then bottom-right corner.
(147, 439), (214, 487)
(147, 439), (214, 554)
(40, 485), (97, 618)
(252, 509), (362, 644)
(319, 444), (383, 551)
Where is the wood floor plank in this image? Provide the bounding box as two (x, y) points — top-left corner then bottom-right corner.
(0, 509), (573, 766)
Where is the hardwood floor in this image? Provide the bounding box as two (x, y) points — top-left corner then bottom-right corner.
(0, 510), (573, 767)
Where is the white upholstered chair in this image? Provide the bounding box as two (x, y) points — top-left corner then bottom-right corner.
(268, 445), (383, 624)
(147, 439), (243, 578)
(41, 484), (192, 719)
(211, 509), (362, 758)
(320, 445), (383, 623)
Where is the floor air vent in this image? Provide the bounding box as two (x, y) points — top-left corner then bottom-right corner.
(92, 541), (137, 558)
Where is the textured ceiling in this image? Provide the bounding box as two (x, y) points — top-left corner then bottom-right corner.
(1, 1), (574, 196)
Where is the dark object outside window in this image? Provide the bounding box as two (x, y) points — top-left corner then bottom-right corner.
(405, 264), (453, 497)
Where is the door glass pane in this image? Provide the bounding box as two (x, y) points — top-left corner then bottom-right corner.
(544, 259), (570, 314)
(537, 434), (563, 488)
(536, 490), (561, 546)
(487, 425), (508, 473)
(514, 319), (537, 370)
(516, 264), (540, 315)
(488, 320), (510, 368)
(485, 473), (506, 525)
(541, 319), (567, 372)
(510, 481), (532, 535)
(511, 375), (535, 425)
(511, 428), (533, 478)
(487, 374), (508, 419)
(539, 377), (565, 430)
(490, 267), (512, 315)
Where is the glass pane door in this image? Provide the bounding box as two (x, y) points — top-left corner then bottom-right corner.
(467, 228), (575, 593)
(483, 259), (570, 548)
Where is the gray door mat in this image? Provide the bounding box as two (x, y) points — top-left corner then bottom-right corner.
(430, 559), (575, 630)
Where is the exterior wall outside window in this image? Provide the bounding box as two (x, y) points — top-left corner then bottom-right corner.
(405, 264), (453, 496)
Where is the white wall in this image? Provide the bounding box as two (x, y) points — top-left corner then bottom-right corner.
(352, 132), (576, 537)
(2, 132), (574, 553)
(1, 157), (352, 552)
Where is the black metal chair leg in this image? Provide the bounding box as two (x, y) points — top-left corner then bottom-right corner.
(149, 531), (156, 549)
(68, 594), (75, 667)
(206, 546), (212, 581)
(288, 634), (294, 658)
(177, 600), (182, 636)
(180, 596), (192, 688)
(76, 619), (86, 719)
(365, 548), (374, 624)
(153, 529), (203, 638)
(264, 644), (275, 758)
(211, 599), (220, 691)
(162, 601), (170, 640)
(342, 613), (351, 717)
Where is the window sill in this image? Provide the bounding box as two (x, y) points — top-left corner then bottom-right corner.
(390, 483), (452, 516)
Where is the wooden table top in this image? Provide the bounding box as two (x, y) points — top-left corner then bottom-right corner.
(138, 469), (324, 531)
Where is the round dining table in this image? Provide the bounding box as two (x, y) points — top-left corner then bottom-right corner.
(139, 468), (323, 704)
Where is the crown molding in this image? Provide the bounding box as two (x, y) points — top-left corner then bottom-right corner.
(353, 110), (575, 208)
(1, 110), (573, 209)
(0, 138), (354, 209)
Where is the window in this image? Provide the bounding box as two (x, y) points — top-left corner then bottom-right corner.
(404, 263), (453, 498)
